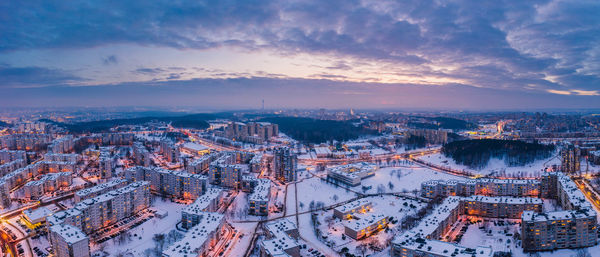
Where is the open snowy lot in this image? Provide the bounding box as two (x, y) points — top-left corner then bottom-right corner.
(418, 152), (561, 178)
(351, 166), (467, 195)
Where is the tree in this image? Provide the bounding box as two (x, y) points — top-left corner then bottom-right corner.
(388, 181), (394, 191)
(574, 249), (591, 257)
(153, 233), (166, 255)
(332, 194), (339, 202)
(377, 184), (386, 194)
(355, 243), (368, 257)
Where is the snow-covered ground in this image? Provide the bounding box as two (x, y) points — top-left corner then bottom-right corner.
(418, 152), (561, 178)
(310, 195), (427, 256)
(90, 197), (187, 257)
(295, 176), (358, 209)
(351, 166), (467, 194)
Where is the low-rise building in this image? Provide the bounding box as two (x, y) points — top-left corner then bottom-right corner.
(333, 199), (372, 220)
(343, 212), (389, 240)
(327, 162), (377, 186)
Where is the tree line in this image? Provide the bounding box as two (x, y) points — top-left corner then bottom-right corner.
(442, 139), (555, 169)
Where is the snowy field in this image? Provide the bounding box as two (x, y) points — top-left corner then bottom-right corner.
(418, 152), (561, 178)
(351, 166), (467, 194)
(91, 197), (188, 257)
(295, 176), (359, 209)
(310, 195), (427, 256)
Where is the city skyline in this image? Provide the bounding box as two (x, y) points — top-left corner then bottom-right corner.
(1, 0), (600, 109)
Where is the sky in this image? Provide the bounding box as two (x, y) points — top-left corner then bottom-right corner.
(0, 0), (599, 110)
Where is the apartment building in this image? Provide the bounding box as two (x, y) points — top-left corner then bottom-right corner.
(273, 147), (297, 183)
(49, 224), (90, 257)
(248, 178), (271, 216)
(260, 219), (300, 257)
(23, 172), (72, 199)
(163, 212), (226, 257)
(421, 178), (540, 199)
(47, 181), (150, 234)
(125, 166), (208, 200)
(74, 179), (127, 202)
(181, 188), (224, 229)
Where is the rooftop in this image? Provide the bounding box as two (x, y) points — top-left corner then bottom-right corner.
(49, 224), (88, 244)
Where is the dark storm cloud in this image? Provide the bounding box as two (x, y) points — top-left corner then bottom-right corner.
(0, 0), (599, 99)
(0, 66), (85, 88)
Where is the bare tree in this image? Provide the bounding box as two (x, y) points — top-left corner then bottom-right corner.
(355, 243), (368, 257)
(574, 249), (591, 257)
(153, 233), (166, 255)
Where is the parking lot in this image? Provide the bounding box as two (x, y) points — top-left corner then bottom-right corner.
(93, 209), (157, 244)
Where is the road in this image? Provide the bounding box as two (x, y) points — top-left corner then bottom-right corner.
(0, 228), (17, 257)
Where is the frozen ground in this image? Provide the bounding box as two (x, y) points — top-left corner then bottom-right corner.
(351, 166), (467, 194)
(311, 195), (427, 256)
(90, 197), (187, 257)
(295, 176), (359, 209)
(418, 152), (561, 178)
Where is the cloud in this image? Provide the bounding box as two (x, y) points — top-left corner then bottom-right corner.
(0, 0), (598, 99)
(102, 55), (118, 65)
(0, 65), (86, 88)
(134, 68), (167, 75)
(0, 77), (597, 110)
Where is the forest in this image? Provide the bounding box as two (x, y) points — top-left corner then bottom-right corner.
(442, 139), (556, 169)
(408, 117), (477, 131)
(41, 113), (212, 133)
(260, 117), (379, 144)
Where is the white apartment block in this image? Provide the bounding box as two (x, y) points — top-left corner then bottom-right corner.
(248, 178), (271, 216)
(261, 219), (300, 257)
(132, 142), (151, 167)
(273, 147), (297, 183)
(181, 187), (224, 229)
(163, 212), (226, 257)
(23, 172), (72, 199)
(125, 166), (208, 200)
(47, 181), (150, 234)
(74, 179), (127, 202)
(44, 153), (81, 163)
(0, 159), (26, 177)
(0, 134), (53, 150)
(49, 224), (90, 257)
(421, 178), (540, 199)
(0, 149), (27, 164)
(49, 135), (75, 153)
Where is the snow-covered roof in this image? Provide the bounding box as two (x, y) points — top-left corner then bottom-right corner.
(394, 234), (493, 257)
(49, 224), (88, 244)
(342, 212), (387, 232)
(334, 199), (372, 213)
(522, 208), (596, 222)
(162, 212), (224, 257)
(248, 179), (271, 202)
(75, 179), (127, 198)
(463, 195), (542, 205)
(181, 142), (209, 152)
(23, 207), (53, 222)
(24, 172), (71, 186)
(182, 188), (223, 215)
